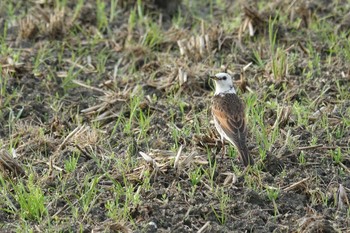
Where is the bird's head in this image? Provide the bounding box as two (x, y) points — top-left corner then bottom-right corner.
(210, 72), (236, 95)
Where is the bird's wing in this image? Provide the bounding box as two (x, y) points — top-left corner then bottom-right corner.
(212, 94), (246, 145)
(212, 93), (253, 166)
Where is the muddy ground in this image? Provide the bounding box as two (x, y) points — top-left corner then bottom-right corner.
(0, 0), (350, 232)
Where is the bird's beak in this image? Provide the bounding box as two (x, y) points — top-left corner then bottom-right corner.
(210, 76), (219, 80)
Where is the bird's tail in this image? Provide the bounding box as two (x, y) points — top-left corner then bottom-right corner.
(238, 142), (254, 167)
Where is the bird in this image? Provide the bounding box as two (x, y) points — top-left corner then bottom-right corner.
(210, 72), (254, 167)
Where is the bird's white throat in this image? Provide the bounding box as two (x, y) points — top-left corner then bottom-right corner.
(214, 84), (236, 95)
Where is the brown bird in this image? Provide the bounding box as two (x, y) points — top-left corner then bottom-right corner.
(211, 72), (253, 167)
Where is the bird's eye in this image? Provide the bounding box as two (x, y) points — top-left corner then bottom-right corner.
(223, 76), (227, 80)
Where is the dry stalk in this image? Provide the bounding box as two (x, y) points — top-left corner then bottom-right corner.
(0, 149), (25, 178)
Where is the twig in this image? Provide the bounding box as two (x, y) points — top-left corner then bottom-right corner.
(197, 221), (210, 233)
(72, 80), (107, 94)
(48, 125), (87, 174)
(297, 41), (309, 55)
(183, 206), (192, 220)
(339, 162), (350, 174)
(243, 62), (252, 71)
(52, 199), (79, 218)
(337, 184), (349, 210)
(272, 107), (284, 130)
(283, 177), (309, 192)
(298, 145), (350, 150)
(173, 145), (183, 169)
(139, 151), (159, 169)
(297, 144), (323, 150)
(64, 59), (96, 73)
(81, 103), (107, 113)
(180, 152), (196, 168)
(57, 125), (86, 152)
(45, 162), (63, 171)
(139, 151), (154, 163)
(321, 146), (350, 149)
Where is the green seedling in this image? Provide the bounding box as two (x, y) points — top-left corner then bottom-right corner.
(142, 22), (164, 49)
(64, 152), (79, 172)
(96, 0), (108, 30)
(298, 151), (306, 165)
(109, 0), (118, 23)
(211, 187), (230, 224)
(105, 182), (140, 223)
(79, 175), (99, 214)
(331, 148), (343, 164)
(266, 186), (279, 216)
(189, 166), (202, 186)
(12, 175), (47, 221)
(203, 147), (217, 190)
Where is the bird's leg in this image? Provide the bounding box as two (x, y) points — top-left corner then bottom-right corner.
(221, 138), (225, 160)
(217, 137), (226, 170)
(215, 137), (225, 171)
(240, 164), (251, 179)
